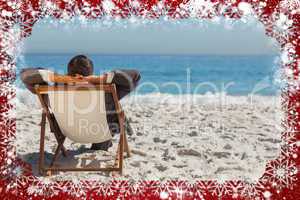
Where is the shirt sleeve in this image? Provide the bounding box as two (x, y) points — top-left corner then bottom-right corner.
(20, 68), (52, 94)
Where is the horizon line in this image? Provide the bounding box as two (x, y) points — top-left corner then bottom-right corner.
(23, 52), (278, 56)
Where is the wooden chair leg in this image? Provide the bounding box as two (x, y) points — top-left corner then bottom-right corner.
(61, 147), (68, 157)
(118, 112), (126, 175)
(119, 133), (124, 175)
(39, 112), (46, 175)
(124, 131), (131, 158)
(50, 136), (66, 167)
(53, 132), (68, 157)
(42, 116), (68, 157)
(49, 120), (68, 157)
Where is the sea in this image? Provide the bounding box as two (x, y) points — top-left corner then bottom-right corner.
(16, 53), (281, 97)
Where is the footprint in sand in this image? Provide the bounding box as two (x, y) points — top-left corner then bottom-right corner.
(130, 161), (141, 168)
(213, 152), (231, 159)
(155, 164), (168, 172)
(177, 149), (202, 157)
(153, 137), (167, 144)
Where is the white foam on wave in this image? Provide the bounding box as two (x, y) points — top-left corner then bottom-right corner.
(122, 92), (281, 108)
(16, 87), (41, 110)
(15, 87), (280, 110)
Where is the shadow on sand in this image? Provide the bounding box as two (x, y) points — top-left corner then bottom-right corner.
(19, 145), (115, 177)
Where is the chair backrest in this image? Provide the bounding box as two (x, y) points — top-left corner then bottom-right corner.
(36, 71), (116, 144)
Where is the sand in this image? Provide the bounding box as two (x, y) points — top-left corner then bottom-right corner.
(15, 91), (282, 183)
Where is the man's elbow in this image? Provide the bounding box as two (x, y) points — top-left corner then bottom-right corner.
(132, 70), (141, 83)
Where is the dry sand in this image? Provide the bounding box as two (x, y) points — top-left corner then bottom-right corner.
(16, 91), (282, 183)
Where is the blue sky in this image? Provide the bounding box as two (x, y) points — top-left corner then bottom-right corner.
(23, 18), (278, 55)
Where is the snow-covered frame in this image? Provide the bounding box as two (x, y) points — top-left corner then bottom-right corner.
(0, 0), (299, 199)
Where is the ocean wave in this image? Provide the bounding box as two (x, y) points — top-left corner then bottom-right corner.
(122, 92), (280, 106)
(15, 87), (280, 109)
(16, 87), (41, 110)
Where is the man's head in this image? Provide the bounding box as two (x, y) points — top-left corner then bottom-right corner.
(67, 55), (94, 76)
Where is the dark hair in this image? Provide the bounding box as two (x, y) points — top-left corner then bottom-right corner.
(67, 55), (94, 76)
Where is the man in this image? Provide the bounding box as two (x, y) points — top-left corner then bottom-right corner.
(21, 54), (141, 151)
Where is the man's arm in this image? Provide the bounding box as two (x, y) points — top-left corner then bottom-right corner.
(111, 69), (140, 88)
(82, 74), (108, 84)
(48, 74), (87, 83)
(20, 68), (49, 94)
(51, 74), (108, 84)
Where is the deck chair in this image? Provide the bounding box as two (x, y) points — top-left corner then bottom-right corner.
(34, 71), (130, 175)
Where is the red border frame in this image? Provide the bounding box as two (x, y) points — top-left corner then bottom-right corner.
(1, 0), (300, 199)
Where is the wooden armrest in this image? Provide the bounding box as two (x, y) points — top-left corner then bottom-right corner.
(48, 74), (108, 84)
(49, 74), (88, 84)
